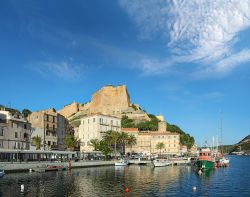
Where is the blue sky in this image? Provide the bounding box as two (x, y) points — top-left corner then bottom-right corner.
(1, 0), (250, 145)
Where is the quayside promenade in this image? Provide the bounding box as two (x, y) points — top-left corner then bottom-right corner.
(0, 160), (115, 173)
(1, 159), (190, 173)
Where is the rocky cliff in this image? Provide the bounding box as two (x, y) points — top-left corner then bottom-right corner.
(89, 85), (130, 115)
(59, 102), (80, 118)
(59, 85), (149, 123)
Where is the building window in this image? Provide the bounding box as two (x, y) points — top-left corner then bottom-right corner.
(0, 140), (3, 148)
(88, 119), (89, 123)
(24, 133), (28, 138)
(46, 131), (50, 136)
(47, 115), (49, 121)
(17, 123), (19, 128)
(111, 120), (113, 125)
(0, 128), (3, 136)
(24, 124), (27, 129)
(93, 118), (95, 123)
(48, 141), (51, 146)
(15, 132), (18, 138)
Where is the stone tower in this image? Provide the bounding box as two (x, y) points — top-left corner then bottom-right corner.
(89, 85), (130, 116)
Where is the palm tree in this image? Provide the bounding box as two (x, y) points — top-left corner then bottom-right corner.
(103, 130), (113, 148)
(127, 134), (137, 153)
(119, 132), (129, 156)
(32, 135), (41, 150)
(65, 135), (78, 150)
(156, 142), (165, 156)
(89, 138), (100, 151)
(103, 130), (120, 159)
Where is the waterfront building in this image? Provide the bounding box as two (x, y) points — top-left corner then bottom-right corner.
(28, 108), (69, 151)
(0, 110), (31, 150)
(78, 114), (121, 151)
(123, 121), (180, 156)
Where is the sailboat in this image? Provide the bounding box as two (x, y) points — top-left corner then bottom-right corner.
(216, 112), (230, 167)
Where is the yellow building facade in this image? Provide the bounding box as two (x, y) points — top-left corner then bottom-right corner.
(122, 122), (180, 155)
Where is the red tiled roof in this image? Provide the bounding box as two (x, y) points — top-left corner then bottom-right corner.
(121, 128), (139, 132)
(139, 131), (179, 136)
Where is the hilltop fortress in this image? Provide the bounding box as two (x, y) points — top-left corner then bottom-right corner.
(59, 85), (150, 123)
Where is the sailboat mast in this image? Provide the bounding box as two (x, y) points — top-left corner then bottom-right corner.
(220, 110), (223, 153)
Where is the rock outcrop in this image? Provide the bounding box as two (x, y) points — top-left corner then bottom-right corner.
(59, 85), (150, 122)
(59, 102), (80, 118)
(89, 85), (130, 116)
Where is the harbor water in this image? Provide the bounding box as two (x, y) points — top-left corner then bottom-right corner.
(0, 156), (249, 196)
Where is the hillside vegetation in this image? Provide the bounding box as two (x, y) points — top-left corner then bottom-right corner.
(226, 134), (250, 154)
(121, 114), (195, 149)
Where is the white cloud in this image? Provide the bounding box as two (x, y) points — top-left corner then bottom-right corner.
(193, 49), (250, 79)
(28, 61), (82, 80)
(120, 0), (250, 78)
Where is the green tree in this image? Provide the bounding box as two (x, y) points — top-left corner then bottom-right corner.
(127, 134), (137, 152)
(119, 132), (129, 155)
(156, 142), (165, 156)
(90, 138), (100, 151)
(103, 130), (120, 159)
(99, 140), (111, 160)
(121, 115), (135, 128)
(22, 109), (32, 118)
(32, 135), (41, 150)
(65, 135), (78, 150)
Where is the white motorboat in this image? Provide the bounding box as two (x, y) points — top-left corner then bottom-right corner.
(115, 159), (129, 166)
(153, 159), (170, 167)
(0, 170), (5, 177)
(219, 157), (230, 166)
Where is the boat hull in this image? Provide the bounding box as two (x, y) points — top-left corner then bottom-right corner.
(194, 160), (215, 170)
(153, 159), (170, 167)
(0, 171), (5, 177)
(115, 159), (129, 166)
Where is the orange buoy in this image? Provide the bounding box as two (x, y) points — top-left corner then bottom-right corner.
(125, 187), (129, 193)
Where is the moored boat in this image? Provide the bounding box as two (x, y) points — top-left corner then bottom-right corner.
(115, 159), (129, 166)
(216, 155), (230, 167)
(194, 148), (215, 171)
(0, 170), (5, 177)
(153, 159), (170, 167)
(46, 165), (66, 171)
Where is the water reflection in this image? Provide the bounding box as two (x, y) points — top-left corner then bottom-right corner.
(0, 157), (249, 197)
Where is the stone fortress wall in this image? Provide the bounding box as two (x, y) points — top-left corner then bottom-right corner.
(58, 85), (150, 121)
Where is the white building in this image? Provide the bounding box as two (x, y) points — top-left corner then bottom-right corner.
(78, 114), (121, 151)
(0, 110), (31, 150)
